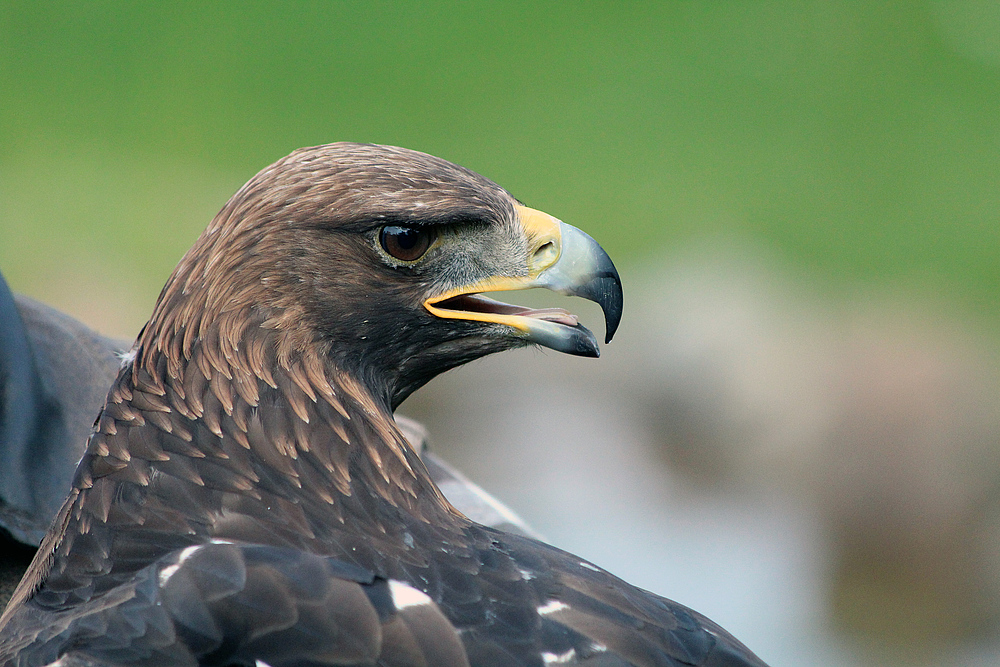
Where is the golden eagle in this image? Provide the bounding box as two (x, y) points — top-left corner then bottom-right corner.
(0, 143), (767, 666)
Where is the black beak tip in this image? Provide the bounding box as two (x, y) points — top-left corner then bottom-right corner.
(574, 327), (601, 358)
(594, 274), (623, 345)
(604, 305), (621, 344)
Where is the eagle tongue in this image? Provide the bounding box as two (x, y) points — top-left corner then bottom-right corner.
(521, 308), (578, 327)
(444, 295), (579, 327)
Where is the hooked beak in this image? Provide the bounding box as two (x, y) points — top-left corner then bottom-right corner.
(423, 205), (623, 357)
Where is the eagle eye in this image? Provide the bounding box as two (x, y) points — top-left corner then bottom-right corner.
(379, 225), (434, 262)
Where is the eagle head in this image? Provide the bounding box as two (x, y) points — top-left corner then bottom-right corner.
(145, 142), (623, 409)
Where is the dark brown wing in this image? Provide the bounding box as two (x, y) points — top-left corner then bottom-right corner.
(1, 525), (766, 667)
(0, 543), (468, 667)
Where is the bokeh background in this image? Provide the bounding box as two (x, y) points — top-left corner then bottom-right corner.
(3, 3), (1000, 665)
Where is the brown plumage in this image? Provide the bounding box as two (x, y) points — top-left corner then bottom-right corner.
(0, 143), (766, 666)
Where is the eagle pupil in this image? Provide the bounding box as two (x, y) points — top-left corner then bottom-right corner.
(380, 225), (431, 262)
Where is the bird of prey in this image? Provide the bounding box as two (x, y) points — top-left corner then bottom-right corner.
(0, 143), (768, 666)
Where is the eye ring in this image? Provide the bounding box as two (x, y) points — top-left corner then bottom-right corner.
(379, 225), (434, 262)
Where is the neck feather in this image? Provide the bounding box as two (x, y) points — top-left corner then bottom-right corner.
(69, 304), (466, 552)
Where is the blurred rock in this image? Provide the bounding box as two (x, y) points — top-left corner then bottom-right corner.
(623, 248), (1000, 645)
(821, 309), (1000, 644)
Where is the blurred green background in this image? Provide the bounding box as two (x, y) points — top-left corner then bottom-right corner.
(4, 3), (1000, 665)
(3, 1), (999, 338)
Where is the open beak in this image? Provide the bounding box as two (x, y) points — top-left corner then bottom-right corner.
(424, 206), (623, 357)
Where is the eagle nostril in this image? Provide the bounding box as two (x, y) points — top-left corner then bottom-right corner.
(532, 241), (558, 271)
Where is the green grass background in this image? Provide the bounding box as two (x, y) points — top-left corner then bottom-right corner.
(2, 1), (999, 338)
